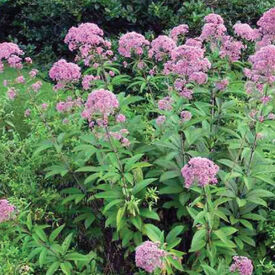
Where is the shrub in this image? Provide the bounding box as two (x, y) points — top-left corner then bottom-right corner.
(0, 7), (274, 274)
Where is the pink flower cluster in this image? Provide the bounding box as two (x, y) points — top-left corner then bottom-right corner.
(257, 8), (275, 36)
(200, 13), (226, 42)
(148, 35), (176, 61)
(65, 23), (112, 66)
(174, 79), (193, 99)
(56, 96), (82, 113)
(220, 35), (245, 62)
(49, 59), (81, 90)
(245, 45), (275, 84)
(181, 157), (219, 188)
(0, 199), (15, 223)
(158, 97), (173, 111)
(164, 45), (211, 84)
(31, 81), (43, 92)
(215, 79), (229, 90)
(156, 115), (166, 126)
(170, 24), (189, 42)
(230, 256), (253, 275)
(82, 89), (119, 122)
(7, 88), (17, 100)
(82, 74), (100, 90)
(0, 42), (24, 70)
(135, 241), (166, 273)
(118, 32), (149, 58)
(180, 111), (192, 122)
(233, 23), (260, 41)
(109, 128), (130, 147)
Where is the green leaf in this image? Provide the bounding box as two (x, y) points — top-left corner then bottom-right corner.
(214, 230), (236, 248)
(34, 227), (48, 242)
(240, 219), (253, 231)
(238, 235), (255, 246)
(116, 206), (125, 231)
(144, 224), (162, 242)
(159, 185), (183, 194)
(166, 225), (184, 244)
(167, 255), (184, 271)
(214, 210), (229, 222)
(65, 252), (91, 262)
(62, 233), (73, 254)
(202, 264), (217, 275)
(46, 262), (60, 275)
(140, 209), (160, 221)
(132, 178), (157, 194)
(103, 199), (123, 213)
(189, 229), (206, 252)
(39, 248), (47, 267)
(60, 262), (72, 275)
(160, 170), (181, 182)
(49, 224), (65, 243)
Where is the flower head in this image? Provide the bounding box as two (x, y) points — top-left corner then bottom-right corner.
(149, 35), (176, 61)
(181, 157), (219, 188)
(135, 241), (166, 273)
(49, 59), (81, 89)
(118, 32), (149, 58)
(170, 24), (189, 42)
(0, 199), (15, 223)
(82, 89), (119, 122)
(230, 256), (253, 275)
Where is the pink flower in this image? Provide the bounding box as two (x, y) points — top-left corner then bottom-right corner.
(230, 256), (253, 275)
(156, 115), (166, 126)
(181, 157), (219, 188)
(135, 241), (166, 273)
(123, 61), (128, 68)
(82, 89), (119, 121)
(149, 35), (176, 61)
(200, 14), (226, 41)
(189, 72), (208, 84)
(164, 45), (211, 83)
(260, 96), (272, 104)
(3, 80), (8, 86)
(31, 81), (42, 92)
(25, 57), (32, 64)
(7, 55), (23, 69)
(63, 118), (69, 124)
(180, 111), (192, 122)
(82, 74), (99, 90)
(116, 114), (126, 123)
(118, 32), (149, 58)
(65, 22), (105, 52)
(121, 137), (130, 147)
(179, 88), (193, 99)
(0, 62), (3, 73)
(0, 199), (15, 223)
(185, 38), (203, 48)
(233, 23), (260, 41)
(215, 79), (229, 90)
(109, 71), (115, 77)
(158, 97), (173, 111)
(24, 109), (31, 117)
(220, 36), (245, 62)
(246, 45), (275, 84)
(0, 42), (23, 61)
(7, 88), (16, 100)
(16, 75), (25, 83)
(170, 24), (189, 42)
(49, 59), (81, 89)
(257, 8), (275, 36)
(41, 103), (48, 110)
(268, 113), (275, 120)
(29, 69), (38, 78)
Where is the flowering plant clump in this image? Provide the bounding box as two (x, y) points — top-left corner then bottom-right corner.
(0, 199), (15, 223)
(118, 32), (150, 58)
(181, 157), (219, 188)
(135, 241), (166, 273)
(0, 7), (274, 275)
(49, 59), (81, 90)
(230, 256), (253, 275)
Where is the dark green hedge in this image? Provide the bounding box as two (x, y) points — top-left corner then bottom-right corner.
(0, 0), (273, 64)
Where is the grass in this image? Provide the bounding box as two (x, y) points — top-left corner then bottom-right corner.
(0, 66), (53, 137)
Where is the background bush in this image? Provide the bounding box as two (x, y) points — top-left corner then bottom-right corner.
(0, 0), (274, 65)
